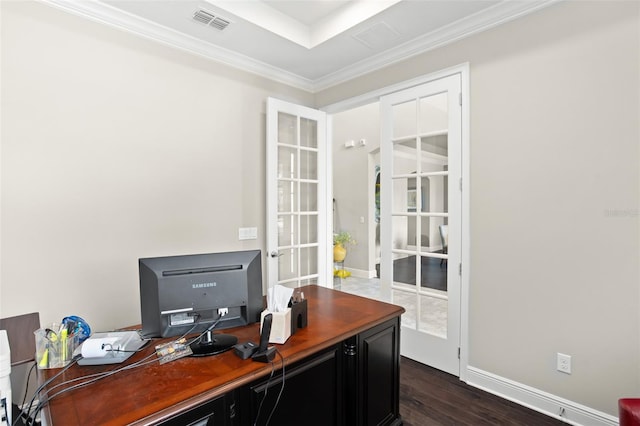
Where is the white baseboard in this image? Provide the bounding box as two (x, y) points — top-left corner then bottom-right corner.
(340, 267), (377, 279)
(465, 366), (618, 426)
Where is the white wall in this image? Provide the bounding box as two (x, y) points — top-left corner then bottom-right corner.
(2, 0), (639, 420)
(332, 103), (380, 275)
(319, 0), (640, 417)
(0, 1), (313, 332)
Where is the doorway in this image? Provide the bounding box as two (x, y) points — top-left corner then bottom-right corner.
(325, 65), (469, 378)
(380, 73), (462, 375)
(266, 98), (330, 289)
(331, 102), (380, 281)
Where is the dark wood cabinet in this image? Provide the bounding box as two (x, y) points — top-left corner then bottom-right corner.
(343, 318), (401, 426)
(156, 394), (230, 426)
(242, 317), (401, 426)
(356, 318), (401, 426)
(41, 286), (404, 426)
(243, 346), (343, 425)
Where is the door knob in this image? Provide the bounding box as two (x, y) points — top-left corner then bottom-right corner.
(270, 251), (283, 258)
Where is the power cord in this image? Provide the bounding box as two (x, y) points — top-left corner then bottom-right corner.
(27, 314), (232, 425)
(101, 341), (150, 354)
(15, 362), (36, 426)
(265, 349), (286, 426)
(19, 363), (36, 413)
(184, 314), (224, 348)
(252, 359), (276, 426)
(20, 355), (80, 426)
(28, 352), (161, 425)
(252, 349), (286, 426)
(28, 314), (216, 423)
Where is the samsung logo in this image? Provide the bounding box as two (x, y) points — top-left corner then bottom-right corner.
(193, 282), (216, 289)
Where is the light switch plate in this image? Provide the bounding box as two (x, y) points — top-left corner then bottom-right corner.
(238, 227), (258, 240)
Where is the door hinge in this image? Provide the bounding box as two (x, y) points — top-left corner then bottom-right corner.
(459, 177), (462, 191)
(458, 92), (462, 106)
(458, 263), (462, 276)
(458, 347), (461, 359)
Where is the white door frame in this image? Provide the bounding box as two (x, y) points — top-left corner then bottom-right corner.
(266, 97), (332, 290)
(321, 63), (470, 381)
(381, 73), (462, 375)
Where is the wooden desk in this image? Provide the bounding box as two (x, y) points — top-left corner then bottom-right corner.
(41, 286), (404, 426)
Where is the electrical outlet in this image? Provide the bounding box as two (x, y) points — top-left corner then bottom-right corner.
(557, 353), (571, 374)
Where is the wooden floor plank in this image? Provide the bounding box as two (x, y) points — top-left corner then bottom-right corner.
(400, 357), (566, 425)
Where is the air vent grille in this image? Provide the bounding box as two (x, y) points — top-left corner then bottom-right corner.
(353, 22), (400, 49)
(193, 9), (231, 31)
(193, 9), (215, 25)
(210, 17), (230, 31)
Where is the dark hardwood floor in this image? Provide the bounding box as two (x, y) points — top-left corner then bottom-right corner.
(400, 357), (566, 425)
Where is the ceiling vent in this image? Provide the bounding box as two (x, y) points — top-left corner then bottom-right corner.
(353, 22), (401, 49)
(193, 9), (231, 31)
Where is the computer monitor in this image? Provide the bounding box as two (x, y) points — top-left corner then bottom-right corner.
(139, 249), (264, 355)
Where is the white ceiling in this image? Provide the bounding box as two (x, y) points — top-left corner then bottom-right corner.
(44, 0), (557, 92)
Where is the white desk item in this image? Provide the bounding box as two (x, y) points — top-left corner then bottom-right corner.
(77, 331), (147, 365)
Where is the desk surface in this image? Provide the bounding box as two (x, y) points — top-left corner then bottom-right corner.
(41, 285), (404, 426)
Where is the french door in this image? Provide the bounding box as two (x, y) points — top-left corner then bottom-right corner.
(266, 98), (330, 289)
(380, 74), (462, 375)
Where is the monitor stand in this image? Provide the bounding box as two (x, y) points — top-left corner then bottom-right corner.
(190, 330), (238, 357)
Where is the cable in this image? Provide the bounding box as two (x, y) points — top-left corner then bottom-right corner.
(21, 356), (79, 425)
(252, 360), (276, 426)
(175, 313), (203, 344)
(18, 361), (37, 420)
(28, 329), (164, 424)
(252, 349), (286, 426)
(33, 357), (158, 406)
(102, 340), (151, 354)
(264, 349), (286, 426)
(38, 351), (158, 402)
(28, 314), (225, 424)
(29, 353), (160, 424)
(30, 315), (218, 422)
(183, 314), (224, 347)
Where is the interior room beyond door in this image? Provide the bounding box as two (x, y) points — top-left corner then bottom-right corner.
(380, 74), (462, 376)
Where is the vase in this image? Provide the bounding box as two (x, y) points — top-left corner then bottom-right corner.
(333, 243), (347, 262)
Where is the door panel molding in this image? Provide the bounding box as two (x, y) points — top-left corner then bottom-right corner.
(380, 72), (463, 376)
(266, 98), (330, 289)
(321, 64), (469, 379)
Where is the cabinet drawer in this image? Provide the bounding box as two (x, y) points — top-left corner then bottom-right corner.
(244, 346), (342, 426)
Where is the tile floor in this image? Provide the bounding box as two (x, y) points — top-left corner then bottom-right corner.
(333, 275), (447, 337)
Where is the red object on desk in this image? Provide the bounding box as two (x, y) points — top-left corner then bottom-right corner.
(620, 398), (640, 425)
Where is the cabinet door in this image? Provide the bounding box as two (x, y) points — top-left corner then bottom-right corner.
(358, 318), (402, 426)
(244, 346), (343, 426)
(158, 393), (232, 426)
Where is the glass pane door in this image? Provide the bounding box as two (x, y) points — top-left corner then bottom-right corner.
(391, 91), (449, 336)
(380, 74), (461, 375)
(267, 98), (328, 289)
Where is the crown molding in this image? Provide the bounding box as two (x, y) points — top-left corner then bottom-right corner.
(38, 0), (316, 92)
(38, 0), (559, 94)
(311, 0), (560, 92)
